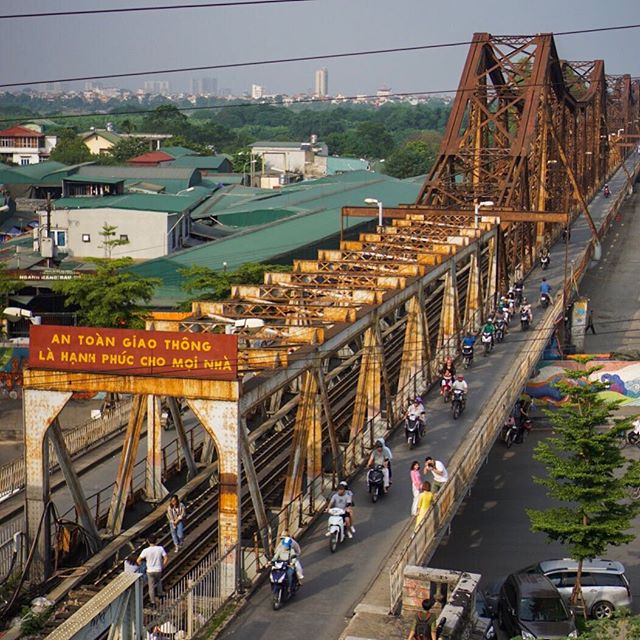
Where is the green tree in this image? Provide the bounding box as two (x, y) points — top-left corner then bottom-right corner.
(180, 262), (291, 302)
(383, 139), (439, 179)
(98, 223), (130, 258)
(49, 128), (93, 164)
(104, 137), (149, 163)
(53, 258), (159, 328)
(141, 105), (190, 135)
(527, 360), (640, 612)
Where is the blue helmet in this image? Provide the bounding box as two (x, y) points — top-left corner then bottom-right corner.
(281, 536), (292, 549)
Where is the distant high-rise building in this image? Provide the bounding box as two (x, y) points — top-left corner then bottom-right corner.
(314, 68), (328, 97)
(143, 80), (170, 95)
(191, 77), (218, 95)
(251, 84), (265, 100)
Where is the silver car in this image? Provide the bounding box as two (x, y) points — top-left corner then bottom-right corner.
(525, 558), (632, 619)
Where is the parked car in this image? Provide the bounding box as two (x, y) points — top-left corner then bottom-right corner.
(498, 572), (578, 639)
(522, 558), (632, 619)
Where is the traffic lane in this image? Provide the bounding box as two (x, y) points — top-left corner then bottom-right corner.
(221, 336), (554, 639)
(220, 173), (624, 639)
(430, 425), (640, 614)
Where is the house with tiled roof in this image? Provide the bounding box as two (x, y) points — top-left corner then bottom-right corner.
(127, 150), (175, 166)
(0, 125), (57, 165)
(81, 129), (122, 155)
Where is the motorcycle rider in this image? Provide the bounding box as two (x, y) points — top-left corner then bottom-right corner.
(451, 374), (468, 408)
(327, 481), (355, 537)
(604, 183), (610, 198)
(513, 279), (524, 306)
(439, 357), (456, 397)
(540, 246), (551, 267)
(367, 441), (391, 493)
(481, 317), (496, 349)
(540, 277), (552, 303)
(272, 535), (304, 587)
(376, 437), (394, 482)
(521, 297), (533, 323)
(406, 398), (426, 437)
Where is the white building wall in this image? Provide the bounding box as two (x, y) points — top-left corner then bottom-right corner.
(39, 207), (180, 259)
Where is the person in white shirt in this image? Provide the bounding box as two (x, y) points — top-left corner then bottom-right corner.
(424, 457), (448, 492)
(137, 535), (168, 604)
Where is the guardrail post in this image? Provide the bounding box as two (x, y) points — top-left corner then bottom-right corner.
(187, 579), (194, 639)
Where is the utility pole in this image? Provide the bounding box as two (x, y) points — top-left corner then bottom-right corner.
(45, 192), (52, 268)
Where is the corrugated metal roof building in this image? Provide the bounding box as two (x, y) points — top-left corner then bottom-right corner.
(129, 170), (421, 307)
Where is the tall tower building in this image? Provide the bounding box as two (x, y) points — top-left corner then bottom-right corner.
(314, 68), (328, 97)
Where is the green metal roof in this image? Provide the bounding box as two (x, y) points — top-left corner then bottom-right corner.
(168, 156), (231, 170)
(81, 129), (121, 144)
(53, 191), (208, 214)
(129, 170), (421, 307)
(159, 146), (197, 158)
(63, 175), (125, 185)
(326, 157), (371, 174)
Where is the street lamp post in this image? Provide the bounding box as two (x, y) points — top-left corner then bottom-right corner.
(474, 200), (495, 228)
(364, 198), (383, 227)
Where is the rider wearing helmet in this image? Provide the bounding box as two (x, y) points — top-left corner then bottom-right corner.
(521, 297), (533, 322)
(407, 396), (426, 429)
(439, 357), (456, 396)
(328, 481), (355, 537)
(451, 373), (468, 399)
(272, 531), (304, 586)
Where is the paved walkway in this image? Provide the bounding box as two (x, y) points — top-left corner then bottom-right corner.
(219, 158), (640, 640)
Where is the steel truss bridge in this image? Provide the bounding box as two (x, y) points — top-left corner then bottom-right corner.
(14, 31), (640, 636)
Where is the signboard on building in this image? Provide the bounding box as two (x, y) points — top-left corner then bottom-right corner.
(28, 325), (238, 380)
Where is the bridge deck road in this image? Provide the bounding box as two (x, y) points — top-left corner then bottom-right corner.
(220, 158), (639, 640)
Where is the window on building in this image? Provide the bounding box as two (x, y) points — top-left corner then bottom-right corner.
(20, 157), (30, 166)
(49, 230), (66, 247)
(82, 234), (91, 243)
(119, 234), (128, 242)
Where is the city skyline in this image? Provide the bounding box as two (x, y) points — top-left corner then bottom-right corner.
(2, 0), (639, 97)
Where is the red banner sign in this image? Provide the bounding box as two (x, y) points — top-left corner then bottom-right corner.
(29, 325), (238, 380)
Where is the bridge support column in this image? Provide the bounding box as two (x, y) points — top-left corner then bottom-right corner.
(106, 395), (147, 535)
(23, 389), (72, 581)
(463, 251), (483, 333)
(144, 395), (168, 502)
(397, 295), (430, 411)
(281, 371), (318, 533)
(350, 327), (382, 460)
(436, 268), (459, 360)
(50, 419), (101, 553)
(167, 396), (198, 481)
(187, 392), (240, 597)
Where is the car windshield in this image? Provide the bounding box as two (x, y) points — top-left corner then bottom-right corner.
(518, 597), (568, 622)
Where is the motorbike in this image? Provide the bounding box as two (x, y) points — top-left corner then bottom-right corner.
(367, 464), (385, 503)
(495, 319), (505, 343)
(604, 185), (610, 198)
(540, 254), (550, 270)
(270, 559), (299, 609)
(462, 344), (474, 369)
(327, 507), (347, 553)
(441, 379), (453, 403)
(520, 309), (530, 331)
(481, 331), (493, 356)
(451, 389), (465, 420)
(540, 292), (551, 309)
(501, 416), (533, 448)
(514, 287), (523, 308)
(405, 416), (422, 449)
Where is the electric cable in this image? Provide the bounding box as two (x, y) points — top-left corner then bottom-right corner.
(1, 22), (638, 89)
(0, 0), (315, 20)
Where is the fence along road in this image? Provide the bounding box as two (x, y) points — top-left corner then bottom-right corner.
(218, 158), (639, 640)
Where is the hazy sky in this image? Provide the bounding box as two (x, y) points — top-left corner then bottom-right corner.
(1, 0), (639, 95)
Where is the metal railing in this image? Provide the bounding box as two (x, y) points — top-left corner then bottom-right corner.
(0, 400), (133, 502)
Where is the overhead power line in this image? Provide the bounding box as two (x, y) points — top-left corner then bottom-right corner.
(2, 23), (639, 90)
(0, 0), (314, 20)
